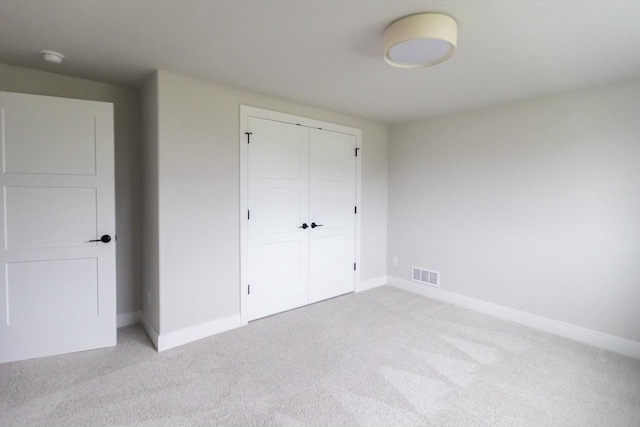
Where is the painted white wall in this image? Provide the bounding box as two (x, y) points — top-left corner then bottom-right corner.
(0, 62), (142, 316)
(146, 70), (388, 334)
(387, 79), (640, 342)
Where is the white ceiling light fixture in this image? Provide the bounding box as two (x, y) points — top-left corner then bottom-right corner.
(384, 13), (457, 68)
(40, 50), (65, 64)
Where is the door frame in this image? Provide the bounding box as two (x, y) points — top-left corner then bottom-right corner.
(239, 106), (362, 326)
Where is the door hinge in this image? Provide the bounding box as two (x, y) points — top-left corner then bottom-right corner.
(247, 210), (250, 220)
(354, 206), (357, 214)
(355, 147), (360, 157)
(354, 263), (356, 271)
(245, 132), (253, 143)
(248, 284), (250, 295)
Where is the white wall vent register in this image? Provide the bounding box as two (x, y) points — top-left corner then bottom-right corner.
(412, 266), (440, 287)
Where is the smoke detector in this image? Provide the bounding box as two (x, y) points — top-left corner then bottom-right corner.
(40, 50), (65, 64)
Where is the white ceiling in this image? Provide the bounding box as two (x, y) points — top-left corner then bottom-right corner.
(1, 0), (639, 123)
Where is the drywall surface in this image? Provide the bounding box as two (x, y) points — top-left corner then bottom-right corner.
(388, 79), (640, 342)
(0, 62), (142, 316)
(154, 70), (388, 334)
(141, 72), (160, 332)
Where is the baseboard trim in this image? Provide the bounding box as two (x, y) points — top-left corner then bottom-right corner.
(387, 276), (640, 359)
(117, 311), (142, 328)
(155, 315), (242, 352)
(140, 313), (159, 350)
(356, 275), (387, 292)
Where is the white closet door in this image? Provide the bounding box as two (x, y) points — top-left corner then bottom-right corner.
(0, 91), (116, 363)
(308, 129), (356, 303)
(247, 117), (309, 321)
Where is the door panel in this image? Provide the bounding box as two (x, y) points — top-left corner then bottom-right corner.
(0, 91), (115, 364)
(4, 186), (97, 249)
(309, 235), (355, 303)
(3, 109), (96, 175)
(310, 187), (357, 229)
(308, 129), (356, 304)
(250, 240), (306, 320)
(247, 117), (309, 321)
(7, 258), (98, 325)
(254, 189), (302, 233)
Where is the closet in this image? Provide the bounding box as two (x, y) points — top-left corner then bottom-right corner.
(240, 107), (361, 322)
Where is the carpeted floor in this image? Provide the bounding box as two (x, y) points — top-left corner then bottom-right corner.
(1, 286), (639, 426)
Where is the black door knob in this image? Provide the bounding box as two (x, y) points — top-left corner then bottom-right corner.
(90, 235), (112, 243)
(298, 223), (309, 230)
(310, 222), (323, 228)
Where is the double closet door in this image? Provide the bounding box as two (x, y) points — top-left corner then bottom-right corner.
(247, 116), (356, 321)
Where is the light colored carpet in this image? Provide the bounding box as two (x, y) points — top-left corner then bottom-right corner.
(1, 286), (639, 426)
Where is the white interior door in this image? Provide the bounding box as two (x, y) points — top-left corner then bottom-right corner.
(247, 117), (309, 321)
(308, 129), (356, 303)
(0, 91), (115, 364)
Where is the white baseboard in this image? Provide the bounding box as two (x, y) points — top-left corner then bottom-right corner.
(139, 313), (241, 352)
(153, 315), (242, 352)
(356, 275), (387, 292)
(387, 276), (640, 359)
(117, 311), (142, 328)
(140, 314), (159, 350)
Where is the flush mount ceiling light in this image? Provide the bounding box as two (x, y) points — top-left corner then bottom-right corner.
(40, 50), (65, 64)
(384, 13), (457, 68)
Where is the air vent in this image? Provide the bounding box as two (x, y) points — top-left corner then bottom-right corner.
(411, 266), (440, 287)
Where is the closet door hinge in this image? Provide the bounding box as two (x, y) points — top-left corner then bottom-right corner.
(248, 284), (250, 295)
(354, 206), (357, 214)
(247, 210), (250, 220)
(245, 132), (253, 143)
(355, 147), (360, 157)
(354, 263), (357, 271)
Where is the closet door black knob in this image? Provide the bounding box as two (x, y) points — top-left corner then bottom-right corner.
(89, 235), (112, 243)
(298, 223), (309, 230)
(310, 222), (323, 228)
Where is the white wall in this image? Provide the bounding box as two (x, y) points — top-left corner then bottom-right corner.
(147, 70), (388, 334)
(387, 79), (640, 342)
(0, 62), (142, 316)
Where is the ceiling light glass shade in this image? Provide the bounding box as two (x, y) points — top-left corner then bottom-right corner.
(384, 13), (457, 68)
